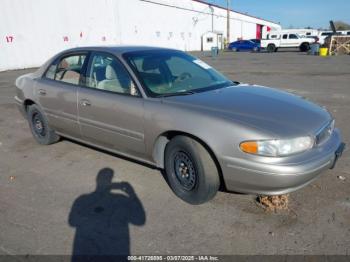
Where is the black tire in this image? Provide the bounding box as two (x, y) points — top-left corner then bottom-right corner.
(27, 104), (60, 145)
(300, 42), (310, 52)
(267, 44), (276, 53)
(164, 136), (220, 205)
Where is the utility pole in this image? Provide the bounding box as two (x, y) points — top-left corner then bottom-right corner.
(226, 0), (231, 45)
(209, 5), (214, 32)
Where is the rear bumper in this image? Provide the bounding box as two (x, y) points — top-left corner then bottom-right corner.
(220, 129), (344, 195)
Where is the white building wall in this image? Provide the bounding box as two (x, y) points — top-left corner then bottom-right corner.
(0, 0), (281, 71)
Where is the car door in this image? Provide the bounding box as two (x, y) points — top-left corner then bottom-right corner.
(288, 34), (300, 47)
(237, 40), (244, 50)
(35, 52), (88, 138)
(78, 52), (146, 158)
(280, 34), (289, 47)
(244, 41), (254, 51)
(239, 41), (247, 50)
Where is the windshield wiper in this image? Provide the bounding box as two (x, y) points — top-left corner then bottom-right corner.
(157, 91), (197, 98)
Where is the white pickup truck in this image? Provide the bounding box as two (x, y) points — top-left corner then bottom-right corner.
(261, 33), (316, 52)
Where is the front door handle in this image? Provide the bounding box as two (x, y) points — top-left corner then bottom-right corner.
(80, 99), (91, 107)
(38, 89), (46, 96)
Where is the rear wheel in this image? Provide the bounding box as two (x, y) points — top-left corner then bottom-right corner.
(300, 42), (310, 52)
(164, 136), (220, 205)
(27, 104), (60, 145)
(267, 44), (276, 53)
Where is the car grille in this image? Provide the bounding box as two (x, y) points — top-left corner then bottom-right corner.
(315, 120), (335, 145)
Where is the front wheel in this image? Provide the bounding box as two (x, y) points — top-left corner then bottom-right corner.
(164, 136), (220, 205)
(27, 104), (60, 145)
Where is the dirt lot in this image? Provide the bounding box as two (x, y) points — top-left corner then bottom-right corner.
(0, 51), (349, 256)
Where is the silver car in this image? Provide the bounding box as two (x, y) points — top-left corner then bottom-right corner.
(15, 46), (345, 204)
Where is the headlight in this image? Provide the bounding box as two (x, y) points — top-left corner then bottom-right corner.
(240, 136), (315, 157)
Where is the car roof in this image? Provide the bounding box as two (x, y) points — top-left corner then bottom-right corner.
(60, 45), (177, 55)
(37, 45), (182, 77)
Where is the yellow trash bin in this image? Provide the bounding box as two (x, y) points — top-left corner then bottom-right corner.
(320, 48), (328, 57)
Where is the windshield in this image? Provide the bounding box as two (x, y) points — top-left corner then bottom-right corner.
(124, 50), (233, 97)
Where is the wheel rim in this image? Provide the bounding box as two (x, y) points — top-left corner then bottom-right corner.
(173, 151), (197, 191)
(32, 112), (46, 138)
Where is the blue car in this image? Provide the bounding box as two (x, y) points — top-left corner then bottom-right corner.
(228, 40), (261, 52)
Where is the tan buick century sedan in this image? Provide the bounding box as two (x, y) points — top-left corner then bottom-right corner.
(15, 46), (344, 204)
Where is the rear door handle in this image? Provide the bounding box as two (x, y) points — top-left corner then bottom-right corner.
(38, 89), (46, 95)
(80, 99), (91, 107)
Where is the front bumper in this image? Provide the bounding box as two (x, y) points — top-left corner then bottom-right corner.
(220, 129), (344, 195)
(14, 96), (26, 118)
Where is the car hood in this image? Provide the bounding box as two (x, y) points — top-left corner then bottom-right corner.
(162, 85), (331, 138)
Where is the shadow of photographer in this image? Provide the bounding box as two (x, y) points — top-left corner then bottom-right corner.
(69, 168), (146, 260)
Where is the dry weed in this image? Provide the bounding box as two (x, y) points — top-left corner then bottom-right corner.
(257, 194), (289, 212)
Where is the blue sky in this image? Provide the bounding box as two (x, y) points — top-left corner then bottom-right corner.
(204, 0), (350, 29)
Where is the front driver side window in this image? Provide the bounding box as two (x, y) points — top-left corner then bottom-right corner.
(86, 53), (139, 96)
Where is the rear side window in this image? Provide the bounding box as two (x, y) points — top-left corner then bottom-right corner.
(45, 54), (87, 85)
(282, 34), (288, 39)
